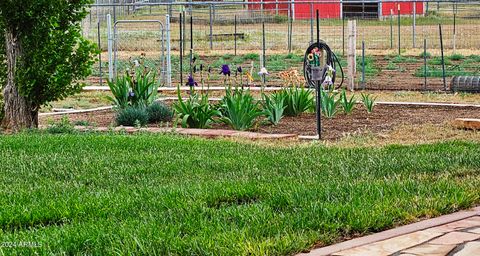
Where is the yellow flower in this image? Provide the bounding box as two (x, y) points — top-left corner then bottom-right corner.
(307, 53), (314, 61)
(246, 71), (254, 82)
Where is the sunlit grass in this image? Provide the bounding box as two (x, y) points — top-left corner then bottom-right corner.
(0, 133), (479, 255)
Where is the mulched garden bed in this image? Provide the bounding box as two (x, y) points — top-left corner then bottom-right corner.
(40, 104), (480, 140)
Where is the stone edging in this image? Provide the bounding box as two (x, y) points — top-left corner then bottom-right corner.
(298, 206), (480, 256)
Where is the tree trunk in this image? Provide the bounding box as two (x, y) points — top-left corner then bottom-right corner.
(1, 29), (38, 131)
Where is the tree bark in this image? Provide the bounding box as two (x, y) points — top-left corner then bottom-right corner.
(1, 29), (38, 131)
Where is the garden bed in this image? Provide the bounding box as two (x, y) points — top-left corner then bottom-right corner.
(40, 104), (480, 140)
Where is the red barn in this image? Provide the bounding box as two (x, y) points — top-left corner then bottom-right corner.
(247, 1), (424, 19)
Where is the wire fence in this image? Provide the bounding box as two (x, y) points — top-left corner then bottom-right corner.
(82, 1), (480, 91)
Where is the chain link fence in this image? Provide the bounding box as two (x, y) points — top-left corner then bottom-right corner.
(82, 1), (480, 91)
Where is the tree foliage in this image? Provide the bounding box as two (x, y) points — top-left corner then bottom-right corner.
(0, 0), (96, 108)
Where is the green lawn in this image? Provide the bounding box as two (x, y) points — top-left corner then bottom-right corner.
(1, 133), (479, 255)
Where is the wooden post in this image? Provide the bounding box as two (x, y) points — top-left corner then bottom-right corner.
(347, 20), (357, 91)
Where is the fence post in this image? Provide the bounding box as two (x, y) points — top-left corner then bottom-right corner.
(390, 9), (393, 49)
(107, 14), (113, 81)
(310, 1), (314, 44)
(397, 4), (401, 55)
(234, 15), (237, 56)
(342, 13), (345, 56)
(288, 3), (291, 52)
(179, 12), (183, 86)
(439, 24), (447, 91)
(97, 21), (102, 87)
(423, 38), (427, 91)
(275, 0), (279, 15)
(209, 4), (213, 50)
(347, 20), (357, 91)
(190, 15), (193, 75)
(362, 40), (365, 89)
(262, 21), (266, 86)
(453, 3), (456, 53)
(166, 14), (172, 87)
(413, 1), (416, 48)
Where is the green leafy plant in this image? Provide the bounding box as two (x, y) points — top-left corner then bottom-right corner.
(261, 92), (285, 125)
(116, 106), (149, 127)
(130, 69), (159, 108)
(339, 89), (355, 115)
(320, 89), (340, 118)
(107, 66), (159, 109)
(280, 87), (314, 117)
(386, 62), (397, 70)
(361, 93), (376, 113)
(173, 89), (220, 129)
(0, 0), (97, 130)
(147, 101), (173, 123)
(220, 88), (264, 131)
(419, 51), (432, 58)
(46, 116), (75, 134)
(449, 53), (465, 61)
(107, 76), (130, 109)
(73, 120), (94, 127)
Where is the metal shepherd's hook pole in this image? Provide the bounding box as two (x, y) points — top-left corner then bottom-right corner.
(316, 9), (322, 140)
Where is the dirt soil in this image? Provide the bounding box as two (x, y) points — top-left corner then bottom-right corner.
(40, 104), (480, 140)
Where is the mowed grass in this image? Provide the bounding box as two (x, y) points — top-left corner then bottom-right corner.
(0, 134), (480, 255)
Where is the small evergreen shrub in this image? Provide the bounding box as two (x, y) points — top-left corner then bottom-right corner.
(147, 101), (173, 123)
(116, 106), (149, 127)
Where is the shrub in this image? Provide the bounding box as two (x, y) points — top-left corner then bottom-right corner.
(320, 89), (340, 118)
(147, 101), (173, 123)
(361, 93), (376, 113)
(339, 89), (355, 115)
(116, 106), (149, 127)
(220, 88), (264, 131)
(280, 87), (313, 117)
(173, 89), (220, 129)
(261, 92), (285, 125)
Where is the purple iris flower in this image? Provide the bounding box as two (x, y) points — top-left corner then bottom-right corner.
(237, 66), (243, 73)
(220, 64), (231, 76)
(186, 74), (197, 87)
(128, 91), (135, 98)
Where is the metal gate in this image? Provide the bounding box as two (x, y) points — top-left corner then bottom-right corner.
(113, 20), (166, 85)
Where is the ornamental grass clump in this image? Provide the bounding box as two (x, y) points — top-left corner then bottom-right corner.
(320, 89), (340, 118)
(107, 58), (159, 109)
(361, 93), (377, 113)
(280, 86), (313, 117)
(220, 88), (264, 131)
(339, 89), (356, 115)
(173, 87), (220, 129)
(261, 92), (285, 125)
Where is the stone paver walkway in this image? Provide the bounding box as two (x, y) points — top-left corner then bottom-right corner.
(300, 207), (480, 256)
